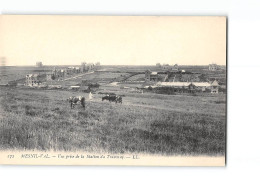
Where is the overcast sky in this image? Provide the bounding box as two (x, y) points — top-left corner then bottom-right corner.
(0, 15), (226, 66)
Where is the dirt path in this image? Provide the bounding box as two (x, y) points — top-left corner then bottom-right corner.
(63, 71), (94, 81)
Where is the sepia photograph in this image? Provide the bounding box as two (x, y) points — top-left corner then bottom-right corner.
(0, 15), (226, 166)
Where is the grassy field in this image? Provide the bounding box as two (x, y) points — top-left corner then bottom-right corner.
(0, 86), (226, 156)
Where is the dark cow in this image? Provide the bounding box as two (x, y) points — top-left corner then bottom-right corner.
(108, 95), (117, 103)
(102, 94), (122, 104)
(102, 95), (110, 102)
(67, 96), (85, 109)
(102, 95), (117, 103)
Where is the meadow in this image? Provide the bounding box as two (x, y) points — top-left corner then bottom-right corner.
(0, 86), (226, 156)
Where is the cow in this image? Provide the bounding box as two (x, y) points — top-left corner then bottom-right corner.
(67, 96), (85, 109)
(102, 94), (122, 104)
(102, 94), (117, 103)
(102, 95), (110, 102)
(108, 95), (117, 103)
(116, 96), (122, 104)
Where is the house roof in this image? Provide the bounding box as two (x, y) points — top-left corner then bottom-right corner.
(193, 82), (211, 87)
(156, 82), (190, 87)
(156, 82), (211, 87)
(211, 80), (219, 86)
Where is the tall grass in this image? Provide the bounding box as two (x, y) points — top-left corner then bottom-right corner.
(0, 87), (225, 155)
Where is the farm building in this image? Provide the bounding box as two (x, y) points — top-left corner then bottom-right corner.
(209, 64), (218, 71)
(171, 64), (179, 72)
(162, 64), (171, 70)
(155, 81), (218, 93)
(210, 80), (219, 93)
(25, 74), (41, 86)
(157, 82), (192, 87)
(145, 70), (158, 82)
(70, 85), (80, 90)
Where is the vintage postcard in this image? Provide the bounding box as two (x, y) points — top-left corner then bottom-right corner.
(0, 15), (226, 166)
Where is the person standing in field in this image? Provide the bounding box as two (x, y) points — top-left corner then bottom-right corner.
(89, 92), (93, 101)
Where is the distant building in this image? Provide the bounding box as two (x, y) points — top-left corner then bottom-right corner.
(156, 63), (161, 67)
(155, 81), (220, 93)
(75, 67), (81, 73)
(52, 68), (66, 79)
(36, 62), (43, 67)
(209, 64), (218, 71)
(156, 82), (211, 89)
(66, 67), (74, 75)
(87, 63), (95, 72)
(145, 70), (158, 82)
(162, 64), (179, 71)
(172, 64), (179, 72)
(210, 80), (219, 93)
(46, 67), (67, 81)
(162, 64), (170, 70)
(70, 85), (80, 90)
(81, 62), (86, 72)
(25, 74), (40, 86)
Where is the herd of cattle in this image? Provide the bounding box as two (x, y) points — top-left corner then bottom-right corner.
(67, 94), (123, 109)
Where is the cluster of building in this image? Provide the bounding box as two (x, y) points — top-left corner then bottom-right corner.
(145, 63), (221, 93)
(46, 62), (96, 81)
(25, 74), (42, 87)
(154, 80), (220, 94)
(209, 64), (219, 71)
(24, 62), (100, 86)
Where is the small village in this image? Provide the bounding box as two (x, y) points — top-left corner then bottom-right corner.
(5, 61), (226, 95)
